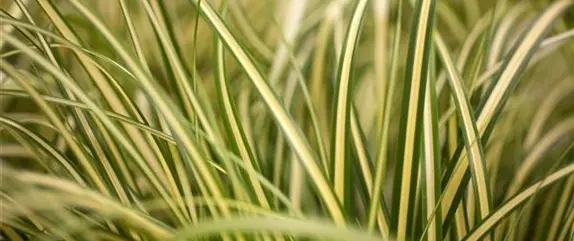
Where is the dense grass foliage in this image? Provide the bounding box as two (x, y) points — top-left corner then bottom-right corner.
(1, 0), (573, 240)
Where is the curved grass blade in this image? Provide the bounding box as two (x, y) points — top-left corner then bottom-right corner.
(227, 0), (273, 61)
(215, 40), (271, 209)
(18, 1), (137, 208)
(556, 194), (574, 241)
(486, 3), (530, 69)
(117, 0), (150, 71)
(373, 0), (390, 152)
(331, 0), (367, 210)
(308, 9), (335, 173)
(435, 35), (491, 224)
(265, 21), (329, 181)
(476, 0), (572, 140)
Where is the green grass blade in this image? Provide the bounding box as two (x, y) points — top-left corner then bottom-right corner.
(435, 34), (491, 222)
(117, 0), (150, 70)
(308, 9), (334, 174)
(331, 0), (367, 210)
(29, 1), (191, 220)
(391, 0), (436, 240)
(215, 40), (271, 209)
(421, 46), (441, 241)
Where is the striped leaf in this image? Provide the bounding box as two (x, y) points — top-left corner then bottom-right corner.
(331, 0), (368, 210)
(391, 0), (436, 240)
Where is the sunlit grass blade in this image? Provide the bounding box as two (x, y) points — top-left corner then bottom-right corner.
(391, 0), (436, 240)
(421, 48), (441, 241)
(308, 8), (335, 173)
(435, 34), (491, 224)
(215, 40), (271, 209)
(331, 0), (367, 210)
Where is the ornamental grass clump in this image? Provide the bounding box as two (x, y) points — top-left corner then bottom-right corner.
(0, 0), (573, 240)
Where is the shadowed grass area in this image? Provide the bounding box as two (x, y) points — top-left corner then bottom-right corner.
(1, 0), (573, 240)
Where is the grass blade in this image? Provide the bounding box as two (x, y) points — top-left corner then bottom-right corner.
(391, 0), (436, 240)
(421, 48), (441, 241)
(215, 40), (271, 209)
(435, 34), (491, 223)
(331, 0), (367, 210)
